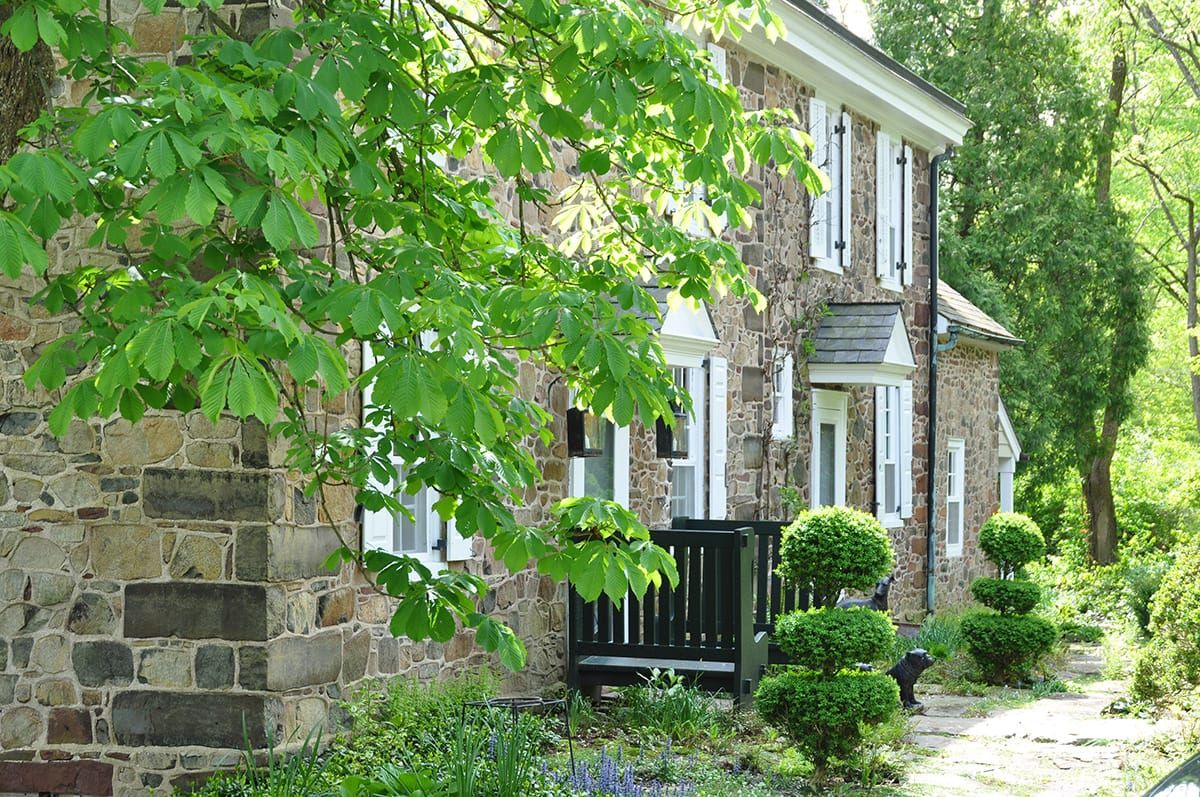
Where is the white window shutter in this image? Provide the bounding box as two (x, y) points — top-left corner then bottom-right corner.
(874, 386), (887, 520)
(809, 98), (828, 260)
(875, 132), (890, 278)
(900, 380), (913, 518)
(902, 144), (914, 287)
(840, 111), (853, 270)
(708, 356), (728, 520)
(445, 519), (473, 562)
(706, 42), (726, 86)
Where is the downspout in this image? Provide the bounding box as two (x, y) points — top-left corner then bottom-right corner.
(926, 146), (955, 615)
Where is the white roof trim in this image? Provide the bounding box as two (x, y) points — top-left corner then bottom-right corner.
(998, 397), (1021, 461)
(884, 313), (916, 369)
(739, 2), (972, 152)
(660, 299), (719, 368)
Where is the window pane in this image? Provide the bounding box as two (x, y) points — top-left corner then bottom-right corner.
(884, 463), (897, 514)
(393, 484), (429, 555)
(948, 502), (961, 546)
(671, 464), (695, 518)
(819, 421), (836, 506)
(582, 421), (616, 500)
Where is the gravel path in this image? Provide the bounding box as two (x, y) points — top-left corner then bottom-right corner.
(903, 645), (1181, 796)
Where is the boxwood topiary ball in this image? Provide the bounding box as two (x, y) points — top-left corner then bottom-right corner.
(979, 513), (1046, 576)
(778, 506), (893, 605)
(960, 611), (1057, 684)
(755, 669), (899, 773)
(774, 607), (896, 675)
(970, 577), (1041, 615)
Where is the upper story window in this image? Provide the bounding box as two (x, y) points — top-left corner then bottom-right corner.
(875, 132), (913, 291)
(809, 98), (853, 274)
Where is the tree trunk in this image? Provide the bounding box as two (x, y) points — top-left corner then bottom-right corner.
(1083, 413), (1120, 564)
(0, 5), (54, 161)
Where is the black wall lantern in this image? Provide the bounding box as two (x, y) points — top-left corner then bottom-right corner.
(567, 408), (605, 458)
(655, 406), (691, 459)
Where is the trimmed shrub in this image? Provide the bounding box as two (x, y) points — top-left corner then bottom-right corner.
(979, 513), (1046, 577)
(756, 670), (898, 777)
(1124, 553), (1170, 633)
(970, 578), (1041, 615)
(778, 506), (893, 606)
(960, 611), (1057, 684)
(774, 607), (896, 676)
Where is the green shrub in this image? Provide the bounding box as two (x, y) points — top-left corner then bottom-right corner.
(1124, 553), (1171, 633)
(896, 609), (966, 662)
(774, 608), (895, 676)
(960, 611), (1057, 684)
(778, 506), (893, 606)
(755, 670), (898, 778)
(1136, 541), (1200, 698)
(970, 578), (1041, 615)
(979, 513), (1046, 576)
(1057, 620), (1104, 643)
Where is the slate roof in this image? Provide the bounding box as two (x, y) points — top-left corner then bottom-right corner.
(938, 280), (1022, 345)
(809, 303), (905, 365)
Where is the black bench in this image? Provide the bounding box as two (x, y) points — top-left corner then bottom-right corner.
(670, 518), (810, 665)
(566, 526), (768, 708)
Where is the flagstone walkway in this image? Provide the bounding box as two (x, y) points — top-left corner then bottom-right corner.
(904, 645), (1182, 796)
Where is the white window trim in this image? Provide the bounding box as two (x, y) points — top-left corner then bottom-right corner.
(810, 389), (848, 508)
(669, 366), (706, 520)
(568, 419), (631, 507)
(771, 349), (795, 441)
(946, 437), (965, 558)
(876, 385), (902, 528)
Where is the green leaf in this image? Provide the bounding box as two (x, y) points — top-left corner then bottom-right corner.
(288, 337), (319, 383)
(578, 148), (611, 174)
(199, 359), (232, 420)
(185, 176), (217, 225)
(227, 359), (256, 418)
(147, 133), (177, 179)
(3, 4), (38, 51)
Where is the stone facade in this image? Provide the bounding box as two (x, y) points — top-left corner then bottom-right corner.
(0, 5), (1005, 795)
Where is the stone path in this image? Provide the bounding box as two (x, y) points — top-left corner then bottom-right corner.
(903, 645), (1181, 796)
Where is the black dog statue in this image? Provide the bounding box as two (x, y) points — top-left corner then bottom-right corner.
(887, 648), (936, 711)
(836, 574), (894, 611)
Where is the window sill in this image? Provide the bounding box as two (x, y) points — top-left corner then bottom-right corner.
(880, 516), (903, 529)
(878, 278), (903, 293)
(812, 258), (842, 276)
(770, 426), (794, 442)
(945, 546), (963, 559)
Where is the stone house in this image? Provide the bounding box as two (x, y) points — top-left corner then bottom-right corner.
(0, 0), (1021, 794)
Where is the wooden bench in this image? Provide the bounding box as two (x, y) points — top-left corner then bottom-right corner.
(566, 526), (769, 708)
(670, 518), (810, 665)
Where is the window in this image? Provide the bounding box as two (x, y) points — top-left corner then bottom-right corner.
(810, 390), (848, 508)
(361, 341), (454, 565)
(669, 366), (706, 519)
(875, 132), (913, 291)
(568, 412), (630, 506)
(875, 382), (913, 526)
(946, 438), (965, 558)
(771, 349), (795, 441)
(809, 98), (852, 273)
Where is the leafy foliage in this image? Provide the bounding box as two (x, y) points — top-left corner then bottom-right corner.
(777, 507), (893, 607)
(1137, 540), (1200, 695)
(0, 0), (822, 666)
(755, 670), (898, 777)
(611, 668), (725, 743)
(960, 611), (1057, 685)
(970, 577), (1041, 615)
(773, 608), (896, 676)
(979, 513), (1046, 577)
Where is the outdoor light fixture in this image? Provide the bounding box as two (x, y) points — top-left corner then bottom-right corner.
(566, 408), (605, 458)
(655, 406), (691, 459)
